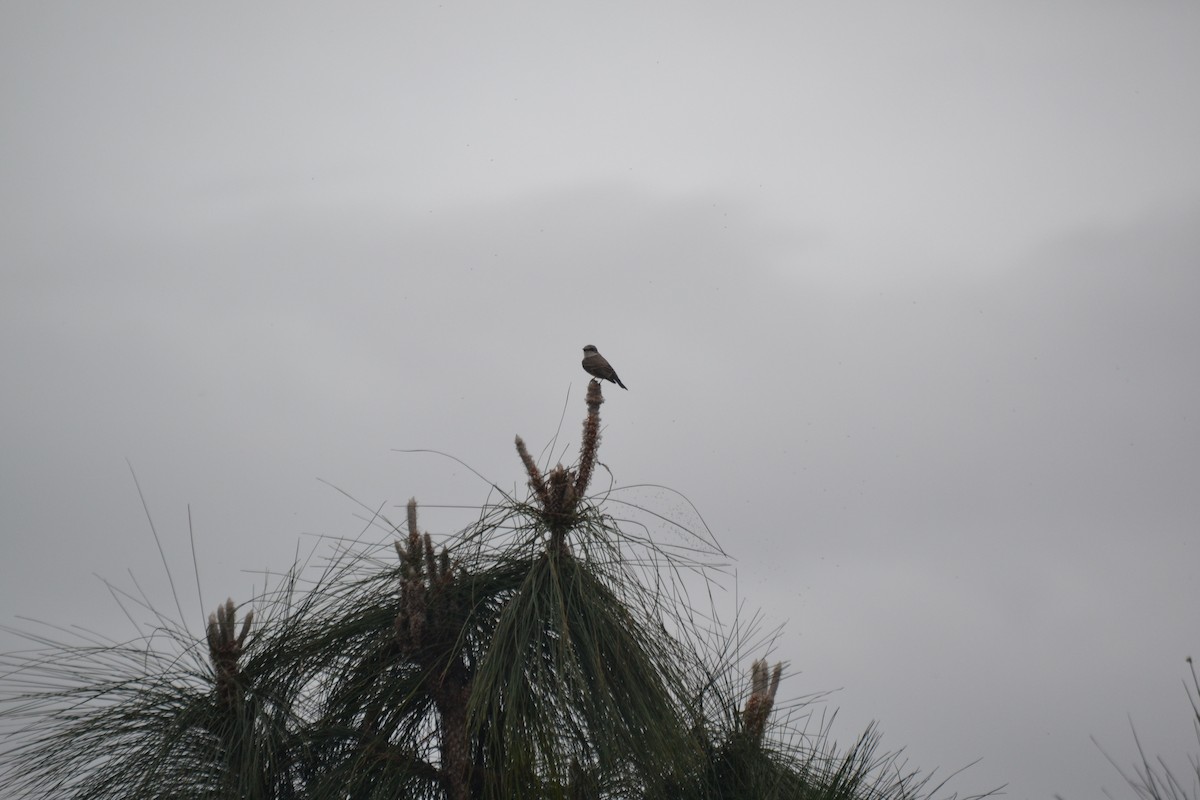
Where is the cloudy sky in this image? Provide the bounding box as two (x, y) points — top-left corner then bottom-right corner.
(3, 3), (1198, 798)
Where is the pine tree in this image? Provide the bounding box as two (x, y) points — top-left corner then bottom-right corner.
(0, 379), (979, 800)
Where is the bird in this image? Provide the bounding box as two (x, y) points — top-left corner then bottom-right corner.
(581, 345), (627, 389)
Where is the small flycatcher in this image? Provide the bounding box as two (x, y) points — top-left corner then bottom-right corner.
(581, 345), (627, 389)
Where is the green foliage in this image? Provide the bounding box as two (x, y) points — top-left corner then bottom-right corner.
(0, 381), (987, 800)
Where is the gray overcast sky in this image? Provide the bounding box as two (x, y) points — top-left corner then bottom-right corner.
(2, 3), (1198, 798)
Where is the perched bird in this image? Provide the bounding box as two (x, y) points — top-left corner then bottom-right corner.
(581, 345), (627, 389)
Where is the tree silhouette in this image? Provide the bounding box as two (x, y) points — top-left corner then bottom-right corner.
(0, 379), (981, 800)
